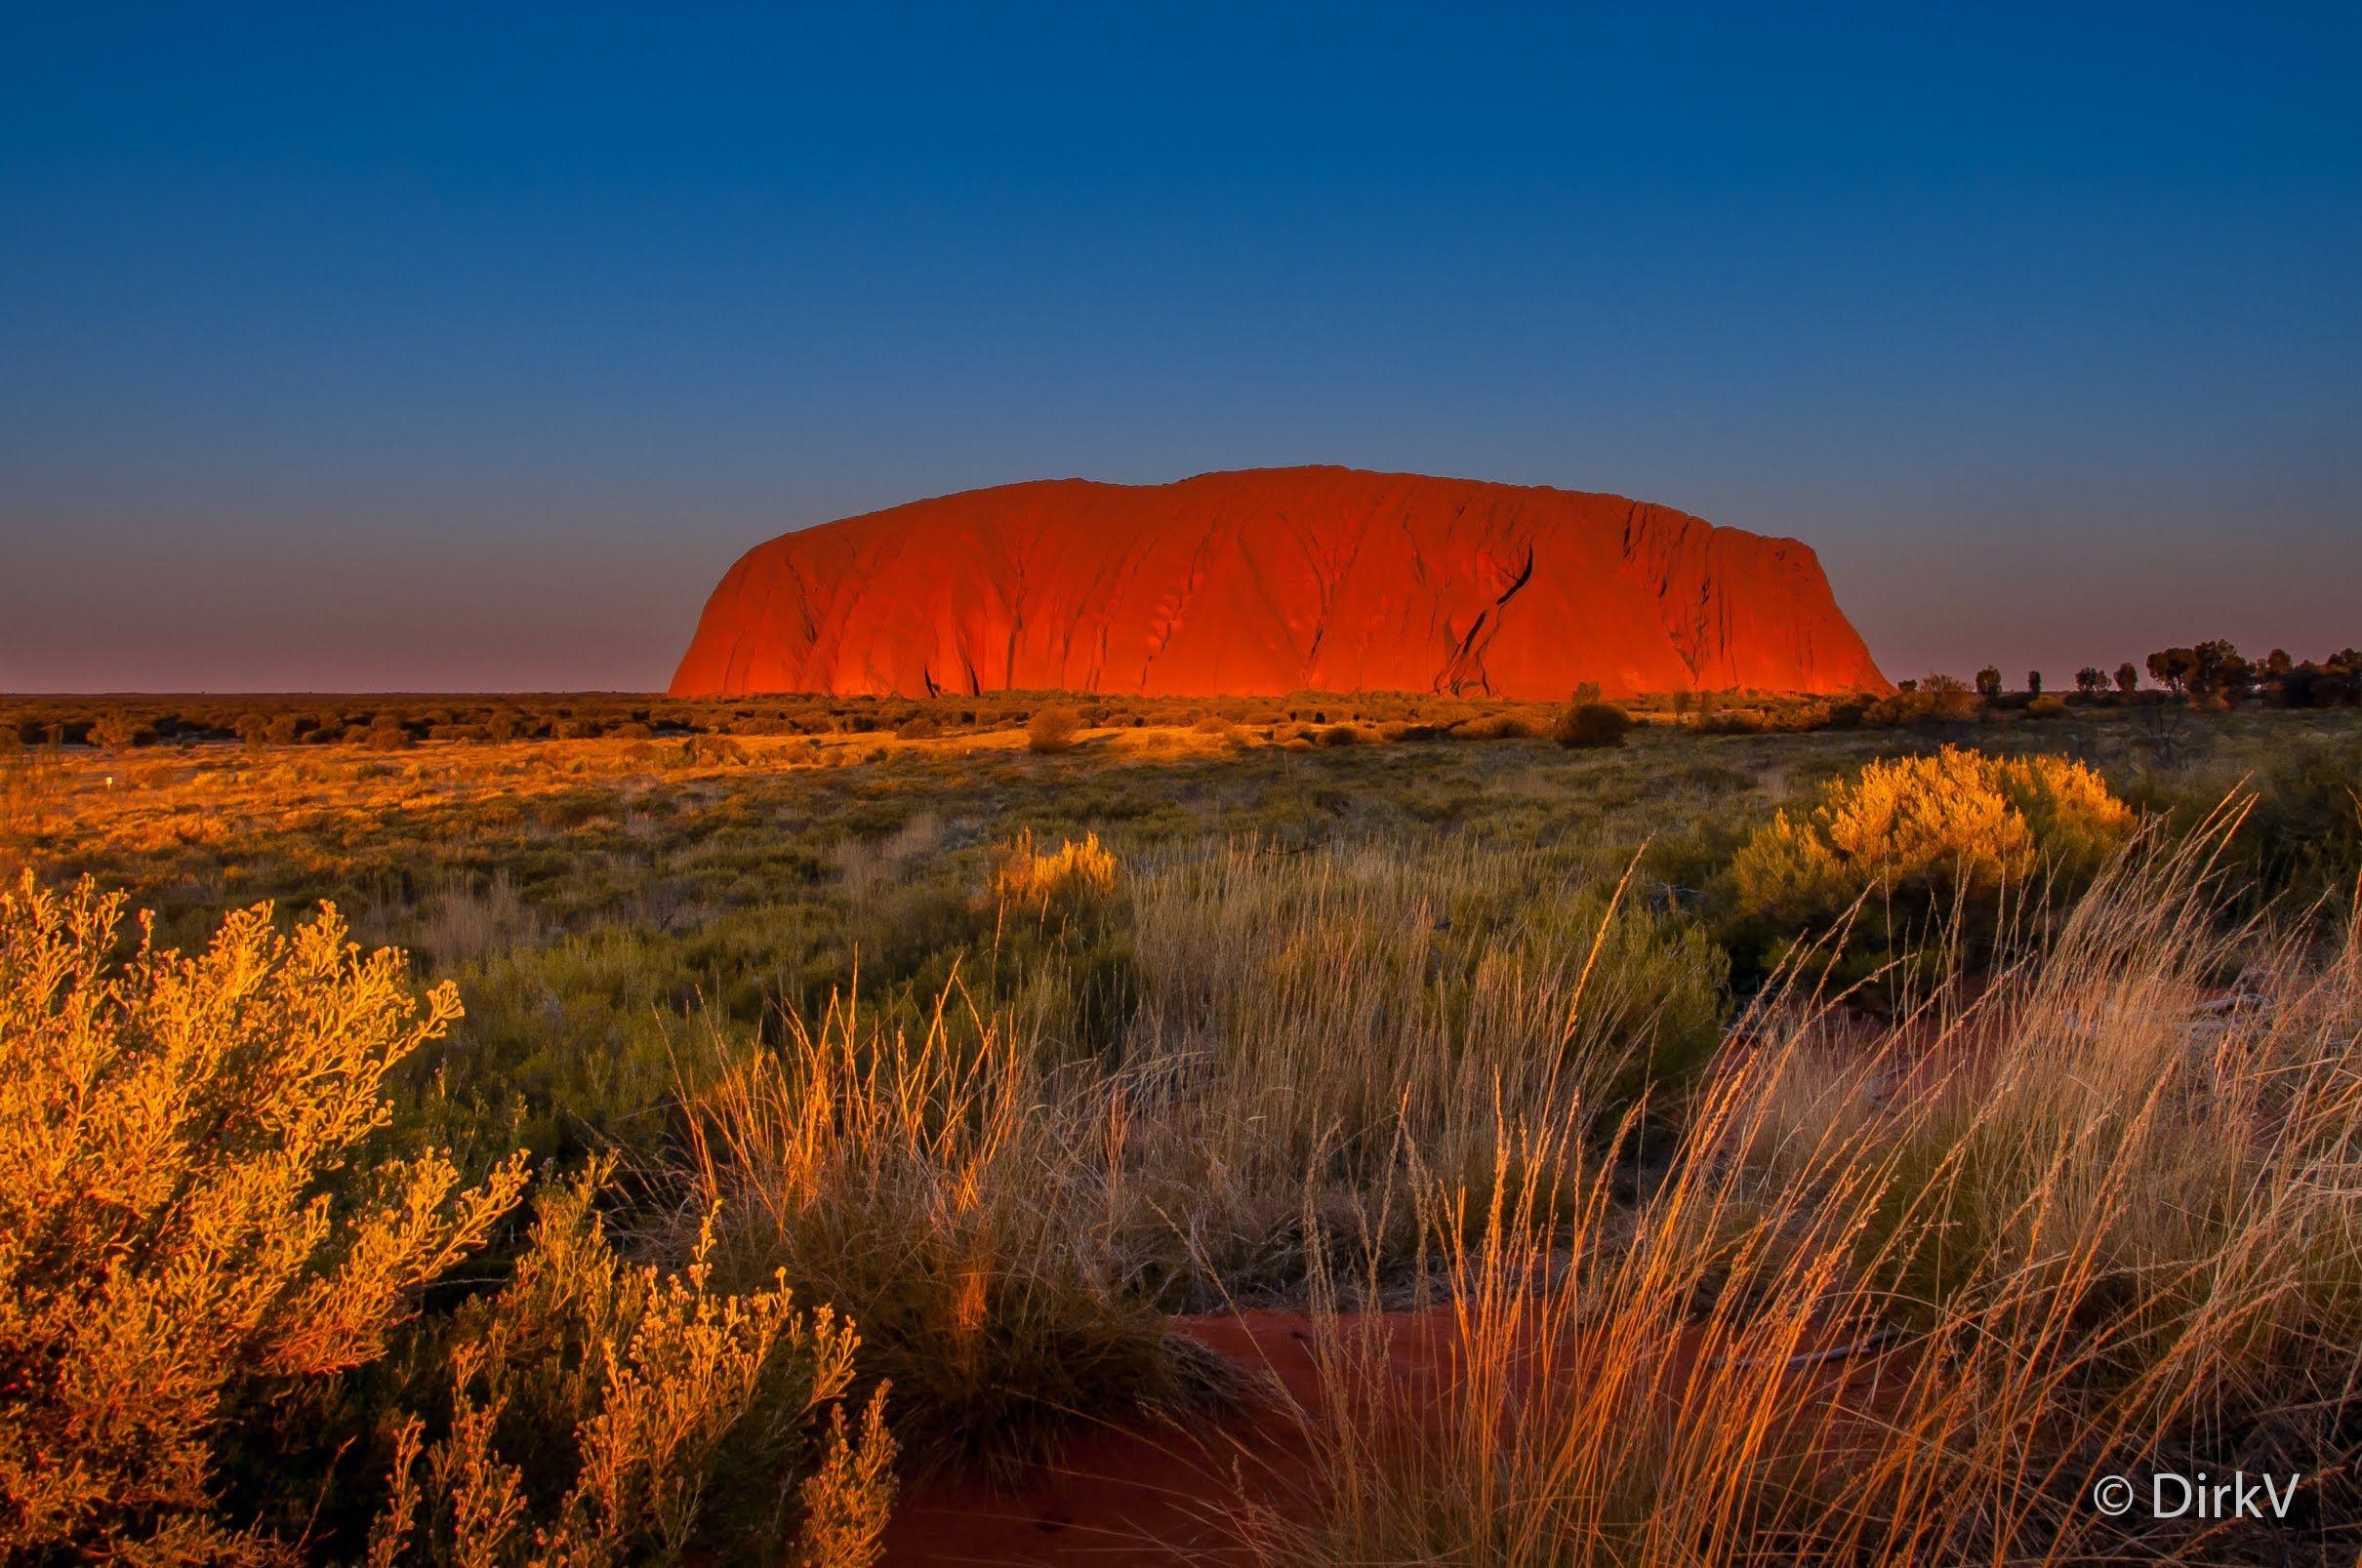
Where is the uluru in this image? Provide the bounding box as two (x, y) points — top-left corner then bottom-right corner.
(669, 466), (1890, 701)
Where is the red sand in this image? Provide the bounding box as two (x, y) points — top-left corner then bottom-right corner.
(881, 1307), (1912, 1566)
(670, 467), (1890, 701)
(880, 1310), (1337, 1566)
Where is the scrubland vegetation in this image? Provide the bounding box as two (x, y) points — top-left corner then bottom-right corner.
(5, 635), (2351, 757)
(4, 689), (2360, 1563)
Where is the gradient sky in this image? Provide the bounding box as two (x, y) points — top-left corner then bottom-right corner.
(4, 4), (2357, 693)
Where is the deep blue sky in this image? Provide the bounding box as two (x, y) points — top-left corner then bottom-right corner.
(4, 4), (2356, 691)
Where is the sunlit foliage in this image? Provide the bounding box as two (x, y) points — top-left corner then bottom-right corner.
(0, 874), (528, 1561)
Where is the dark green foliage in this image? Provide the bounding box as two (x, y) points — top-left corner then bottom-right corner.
(1553, 702), (1634, 748)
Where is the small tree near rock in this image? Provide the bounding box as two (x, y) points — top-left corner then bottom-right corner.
(1026, 704), (1082, 755)
(1554, 702), (1633, 748)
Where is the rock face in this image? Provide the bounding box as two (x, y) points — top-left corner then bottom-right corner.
(669, 467), (1890, 700)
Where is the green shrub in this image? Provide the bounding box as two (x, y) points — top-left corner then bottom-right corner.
(989, 828), (1119, 915)
(1692, 707), (1767, 735)
(1026, 705), (1082, 755)
(2154, 733), (2362, 908)
(1448, 714), (1536, 742)
(1724, 746), (2136, 976)
(0, 875), (530, 1561)
(1553, 702), (1633, 748)
(1862, 676), (1975, 727)
(86, 713), (152, 750)
(370, 1168), (894, 1567)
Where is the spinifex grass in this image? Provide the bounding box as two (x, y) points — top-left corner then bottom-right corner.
(676, 983), (1219, 1480)
(1228, 824), (2362, 1564)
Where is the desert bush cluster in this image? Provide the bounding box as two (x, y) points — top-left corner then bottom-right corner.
(4, 695), (2360, 1561)
(1724, 745), (2136, 978)
(986, 827), (1119, 913)
(369, 1170), (894, 1567)
(0, 875), (890, 1564)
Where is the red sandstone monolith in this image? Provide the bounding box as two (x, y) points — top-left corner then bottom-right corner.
(670, 466), (1889, 699)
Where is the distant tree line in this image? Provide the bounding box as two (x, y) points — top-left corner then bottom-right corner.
(0, 691), (1596, 752)
(1938, 643), (2357, 710)
(9, 642), (2352, 756)
(2138, 641), (2362, 706)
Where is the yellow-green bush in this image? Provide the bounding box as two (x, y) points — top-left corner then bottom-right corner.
(370, 1169), (894, 1567)
(1024, 704), (1081, 754)
(987, 828), (1120, 915)
(1725, 746), (2135, 974)
(0, 873), (529, 1561)
(0, 875), (896, 1565)
(1552, 701), (1634, 748)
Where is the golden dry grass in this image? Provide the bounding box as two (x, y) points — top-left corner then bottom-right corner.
(678, 987), (1208, 1479)
(988, 828), (1120, 912)
(1228, 823), (2362, 1564)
